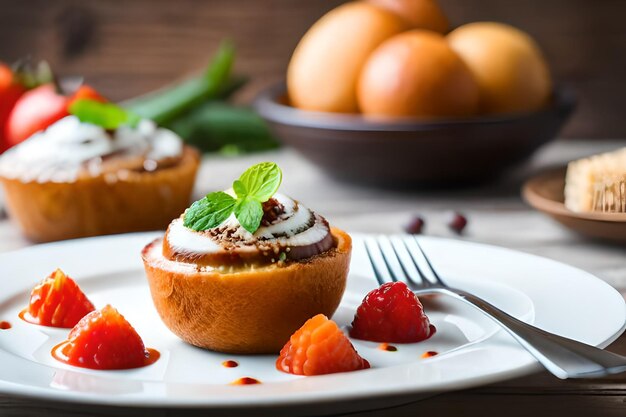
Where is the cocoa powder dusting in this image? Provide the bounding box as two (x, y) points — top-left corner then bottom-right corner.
(261, 198), (285, 226)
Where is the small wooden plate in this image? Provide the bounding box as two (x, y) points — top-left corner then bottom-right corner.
(522, 167), (626, 244)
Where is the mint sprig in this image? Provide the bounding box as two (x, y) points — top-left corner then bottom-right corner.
(184, 191), (236, 231)
(234, 197), (264, 233)
(69, 99), (140, 130)
(183, 162), (282, 233)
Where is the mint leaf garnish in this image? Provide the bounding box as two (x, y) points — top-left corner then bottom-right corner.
(69, 99), (140, 130)
(183, 191), (236, 231)
(237, 162), (282, 201)
(234, 197), (264, 233)
(232, 179), (248, 199)
(183, 162), (282, 233)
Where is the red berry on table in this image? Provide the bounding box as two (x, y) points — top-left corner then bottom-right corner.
(53, 305), (153, 370)
(447, 212), (468, 234)
(350, 282), (435, 343)
(277, 314), (370, 376)
(24, 269), (95, 328)
(405, 216), (425, 234)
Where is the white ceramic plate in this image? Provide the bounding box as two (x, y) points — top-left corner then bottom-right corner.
(0, 233), (624, 413)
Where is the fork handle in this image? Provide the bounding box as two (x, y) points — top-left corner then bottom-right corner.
(438, 287), (626, 379)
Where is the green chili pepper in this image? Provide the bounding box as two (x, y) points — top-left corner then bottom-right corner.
(122, 40), (237, 125)
(166, 101), (279, 154)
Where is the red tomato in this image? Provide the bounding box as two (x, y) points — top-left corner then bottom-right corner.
(5, 84), (69, 147)
(5, 83), (106, 147)
(0, 64), (27, 152)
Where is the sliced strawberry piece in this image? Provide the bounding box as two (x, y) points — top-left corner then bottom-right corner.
(25, 269), (95, 328)
(276, 314), (370, 376)
(350, 282), (435, 343)
(55, 305), (149, 370)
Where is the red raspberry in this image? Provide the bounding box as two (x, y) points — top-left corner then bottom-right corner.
(350, 282), (435, 343)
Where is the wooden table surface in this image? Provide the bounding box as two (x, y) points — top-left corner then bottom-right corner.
(0, 139), (625, 417)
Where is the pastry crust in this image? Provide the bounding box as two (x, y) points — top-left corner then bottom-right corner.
(141, 227), (352, 354)
(0, 146), (199, 242)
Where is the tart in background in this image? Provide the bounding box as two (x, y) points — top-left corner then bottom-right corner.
(0, 111), (199, 242)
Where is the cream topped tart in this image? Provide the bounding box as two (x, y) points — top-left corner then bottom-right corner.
(142, 162), (352, 354)
(0, 100), (199, 242)
(0, 115), (184, 183)
(163, 193), (334, 269)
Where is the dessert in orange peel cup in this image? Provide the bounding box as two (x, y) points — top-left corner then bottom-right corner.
(142, 162), (352, 354)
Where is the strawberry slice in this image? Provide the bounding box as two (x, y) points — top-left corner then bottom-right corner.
(350, 282), (435, 343)
(54, 305), (150, 370)
(25, 269), (95, 328)
(276, 314), (370, 376)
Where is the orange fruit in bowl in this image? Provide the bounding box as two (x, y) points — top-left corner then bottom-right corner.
(367, 0), (448, 34)
(447, 22), (553, 114)
(357, 30), (480, 118)
(287, 2), (408, 113)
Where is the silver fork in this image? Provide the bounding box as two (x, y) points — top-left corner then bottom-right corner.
(364, 235), (626, 379)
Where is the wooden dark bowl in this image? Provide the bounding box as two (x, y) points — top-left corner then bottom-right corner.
(523, 167), (626, 244)
(254, 83), (576, 186)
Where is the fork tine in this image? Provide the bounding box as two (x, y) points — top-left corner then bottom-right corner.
(411, 236), (446, 286)
(399, 237), (430, 287)
(388, 237), (415, 284)
(364, 238), (387, 286)
(375, 236), (401, 283)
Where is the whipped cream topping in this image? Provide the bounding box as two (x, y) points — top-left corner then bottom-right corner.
(0, 116), (183, 183)
(165, 193), (334, 266)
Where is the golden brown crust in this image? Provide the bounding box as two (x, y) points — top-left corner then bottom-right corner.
(0, 146), (199, 242)
(141, 227), (352, 354)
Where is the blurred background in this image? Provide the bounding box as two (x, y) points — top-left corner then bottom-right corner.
(0, 0), (624, 139)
